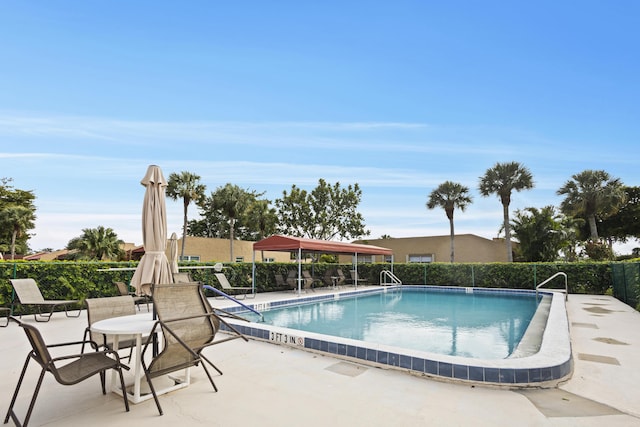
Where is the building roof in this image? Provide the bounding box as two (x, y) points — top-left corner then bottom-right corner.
(253, 235), (392, 256)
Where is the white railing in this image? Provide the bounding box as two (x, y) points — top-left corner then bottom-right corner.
(380, 270), (402, 286)
(536, 272), (568, 300)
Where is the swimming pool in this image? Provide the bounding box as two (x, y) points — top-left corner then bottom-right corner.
(244, 289), (539, 359)
(221, 286), (572, 386)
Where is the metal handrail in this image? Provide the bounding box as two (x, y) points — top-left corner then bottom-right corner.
(380, 270), (402, 286)
(536, 272), (568, 300)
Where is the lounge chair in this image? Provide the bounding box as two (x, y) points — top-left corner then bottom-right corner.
(285, 270), (312, 292)
(114, 281), (150, 311)
(0, 307), (9, 327)
(349, 270), (368, 286)
(275, 273), (288, 290)
(172, 272), (193, 283)
(323, 269), (346, 289)
(285, 270), (298, 290)
(83, 296), (138, 362)
(213, 272), (254, 299)
(141, 282), (248, 415)
(9, 278), (81, 322)
(4, 317), (129, 426)
(301, 271), (320, 290)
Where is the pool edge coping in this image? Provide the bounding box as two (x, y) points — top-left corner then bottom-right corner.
(219, 286), (572, 387)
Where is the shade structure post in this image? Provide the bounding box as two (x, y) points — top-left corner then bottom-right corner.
(354, 252), (358, 290)
(251, 251), (256, 296)
(297, 248), (302, 296)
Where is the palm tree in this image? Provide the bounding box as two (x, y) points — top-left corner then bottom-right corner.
(67, 226), (123, 260)
(557, 169), (626, 240)
(0, 205), (35, 260)
(247, 199), (278, 261)
(167, 171), (206, 259)
(213, 183), (253, 262)
(246, 199), (278, 241)
(509, 206), (569, 262)
(479, 161), (534, 262)
(426, 181), (472, 262)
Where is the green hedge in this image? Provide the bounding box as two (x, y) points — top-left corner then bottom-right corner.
(0, 259), (620, 309)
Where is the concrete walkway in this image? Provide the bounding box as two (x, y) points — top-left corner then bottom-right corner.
(1, 293), (639, 426)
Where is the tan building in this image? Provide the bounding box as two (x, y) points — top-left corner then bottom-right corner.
(349, 234), (509, 263)
(172, 236), (291, 263)
(174, 234), (509, 264)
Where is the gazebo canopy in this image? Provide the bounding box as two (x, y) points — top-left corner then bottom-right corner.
(253, 235), (392, 256)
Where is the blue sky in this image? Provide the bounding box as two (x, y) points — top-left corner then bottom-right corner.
(1, 1), (638, 254)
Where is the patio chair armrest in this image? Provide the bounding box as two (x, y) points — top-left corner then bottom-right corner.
(161, 311), (219, 324)
(50, 347), (126, 364)
(47, 339), (101, 350)
(140, 321), (162, 354)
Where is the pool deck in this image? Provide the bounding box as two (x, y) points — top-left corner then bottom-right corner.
(2, 290), (640, 426)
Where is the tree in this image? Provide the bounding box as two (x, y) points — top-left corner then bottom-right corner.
(592, 186), (640, 242)
(426, 181), (472, 262)
(0, 205), (36, 259)
(189, 187), (270, 243)
(557, 170), (625, 240)
(247, 199), (278, 262)
(479, 162), (534, 262)
(508, 206), (573, 262)
(67, 226), (123, 260)
(246, 199), (278, 240)
(209, 183), (261, 262)
(0, 178), (36, 256)
(275, 179), (369, 241)
(166, 171), (206, 259)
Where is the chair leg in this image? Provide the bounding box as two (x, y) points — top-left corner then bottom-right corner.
(64, 304), (82, 318)
(0, 309), (9, 327)
(7, 364), (47, 427)
(200, 353), (223, 376)
(22, 369), (47, 426)
(115, 367), (130, 412)
(4, 355), (31, 424)
(34, 305), (54, 322)
(200, 362), (218, 392)
(141, 364), (163, 416)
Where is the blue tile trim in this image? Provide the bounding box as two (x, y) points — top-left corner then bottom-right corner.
(412, 357), (425, 372)
(223, 286), (570, 386)
(469, 366), (484, 382)
(438, 362), (453, 378)
(399, 355), (411, 369)
(453, 364), (469, 380)
(426, 359), (438, 375)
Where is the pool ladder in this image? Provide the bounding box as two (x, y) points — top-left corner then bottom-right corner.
(536, 272), (568, 301)
(380, 270), (402, 286)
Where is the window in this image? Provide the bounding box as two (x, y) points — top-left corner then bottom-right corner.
(235, 256), (244, 263)
(263, 257), (275, 263)
(355, 255), (373, 263)
(384, 255), (393, 263)
(408, 254), (433, 263)
(179, 255), (200, 262)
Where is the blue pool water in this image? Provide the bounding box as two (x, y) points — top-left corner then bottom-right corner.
(247, 288), (539, 359)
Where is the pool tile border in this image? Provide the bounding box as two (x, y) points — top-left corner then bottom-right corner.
(221, 286), (572, 387)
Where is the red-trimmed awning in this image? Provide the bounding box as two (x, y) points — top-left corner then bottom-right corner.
(253, 235), (392, 256)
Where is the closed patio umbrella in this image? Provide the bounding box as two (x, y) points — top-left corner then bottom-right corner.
(169, 232), (179, 276)
(130, 165), (173, 294)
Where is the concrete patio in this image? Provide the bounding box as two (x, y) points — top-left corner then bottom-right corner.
(1, 291), (640, 426)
